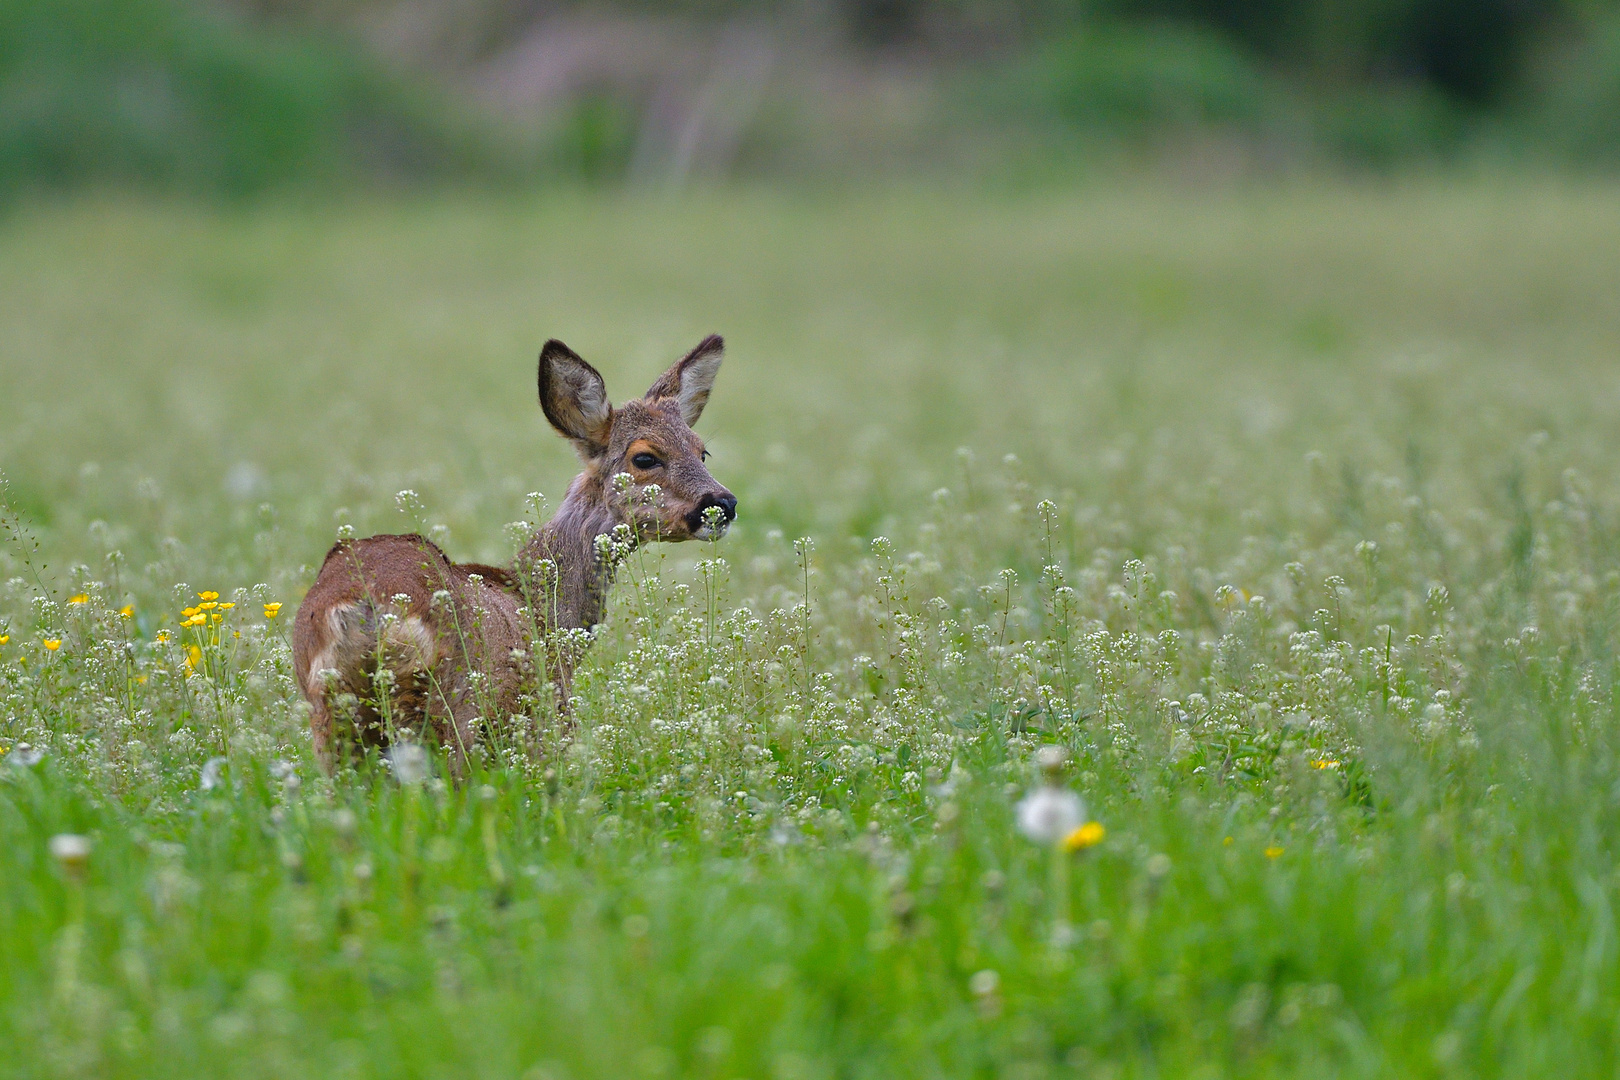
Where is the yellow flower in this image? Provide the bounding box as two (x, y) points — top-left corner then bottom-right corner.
(119, 605), (134, 618)
(0, 635), (9, 645)
(233, 631), (240, 639)
(198, 601), (217, 611)
(68, 594), (89, 605)
(155, 631), (170, 644)
(210, 613), (222, 624)
(263, 602), (282, 619)
(198, 591), (219, 602)
(1310, 759), (1340, 770)
(219, 602), (234, 610)
(1222, 836), (1233, 846)
(44, 639), (61, 651)
(1062, 821), (1106, 852)
(185, 645), (201, 671)
(136, 675), (148, 684)
(1264, 846), (1284, 859)
(182, 607), (198, 618)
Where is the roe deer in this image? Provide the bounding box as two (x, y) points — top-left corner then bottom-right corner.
(291, 335), (736, 774)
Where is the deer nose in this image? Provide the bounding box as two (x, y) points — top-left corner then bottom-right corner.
(688, 492), (738, 531)
(699, 492), (737, 522)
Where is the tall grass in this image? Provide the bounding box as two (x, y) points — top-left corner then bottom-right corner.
(3, 181), (1620, 1076)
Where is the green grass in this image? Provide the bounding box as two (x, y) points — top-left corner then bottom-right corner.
(5, 179), (1620, 1078)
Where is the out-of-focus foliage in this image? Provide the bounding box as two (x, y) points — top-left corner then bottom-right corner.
(4, 0), (1620, 192)
(1012, 23), (1277, 133)
(0, 0), (482, 195)
(1526, 8), (1620, 161)
(1093, 0), (1561, 105)
(987, 0), (1620, 165)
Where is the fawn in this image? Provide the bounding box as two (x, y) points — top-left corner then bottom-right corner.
(291, 335), (736, 774)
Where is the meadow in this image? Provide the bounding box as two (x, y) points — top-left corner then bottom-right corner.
(4, 178), (1620, 1078)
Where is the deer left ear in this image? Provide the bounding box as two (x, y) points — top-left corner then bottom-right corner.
(645, 334), (724, 426)
(538, 339), (612, 457)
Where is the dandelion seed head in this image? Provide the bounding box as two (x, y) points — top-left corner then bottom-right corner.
(1016, 787), (1085, 846)
(49, 833), (91, 874)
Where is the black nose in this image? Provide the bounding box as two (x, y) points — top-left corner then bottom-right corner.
(688, 493), (738, 531)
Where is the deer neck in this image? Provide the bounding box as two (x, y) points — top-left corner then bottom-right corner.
(512, 474), (628, 631)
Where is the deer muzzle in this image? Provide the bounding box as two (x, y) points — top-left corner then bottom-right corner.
(686, 492), (738, 537)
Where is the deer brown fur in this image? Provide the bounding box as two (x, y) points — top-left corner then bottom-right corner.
(291, 335), (736, 774)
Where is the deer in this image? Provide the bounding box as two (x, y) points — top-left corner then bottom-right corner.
(291, 335), (736, 775)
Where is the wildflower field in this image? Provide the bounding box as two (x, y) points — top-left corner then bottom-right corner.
(4, 180), (1620, 1078)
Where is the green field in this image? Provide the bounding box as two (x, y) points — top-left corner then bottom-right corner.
(4, 180), (1620, 1078)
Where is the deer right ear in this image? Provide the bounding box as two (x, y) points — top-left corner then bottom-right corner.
(538, 340), (611, 456)
(645, 333), (724, 426)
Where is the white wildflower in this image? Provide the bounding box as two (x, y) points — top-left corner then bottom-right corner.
(388, 743), (430, 786)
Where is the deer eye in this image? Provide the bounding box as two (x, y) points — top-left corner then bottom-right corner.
(701, 449), (710, 461)
(631, 452), (661, 470)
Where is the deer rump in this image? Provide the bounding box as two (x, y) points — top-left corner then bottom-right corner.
(292, 534), (531, 759)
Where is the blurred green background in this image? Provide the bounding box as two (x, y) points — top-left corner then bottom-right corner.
(5, 0), (1620, 198)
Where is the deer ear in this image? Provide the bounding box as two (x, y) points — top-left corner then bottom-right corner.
(645, 334), (724, 426)
(538, 340), (611, 455)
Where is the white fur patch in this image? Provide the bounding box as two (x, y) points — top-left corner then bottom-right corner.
(304, 603), (438, 696)
(321, 603), (358, 639)
(382, 615), (437, 673)
(692, 517), (731, 541)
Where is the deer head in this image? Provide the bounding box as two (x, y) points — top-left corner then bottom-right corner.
(538, 334), (737, 542)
